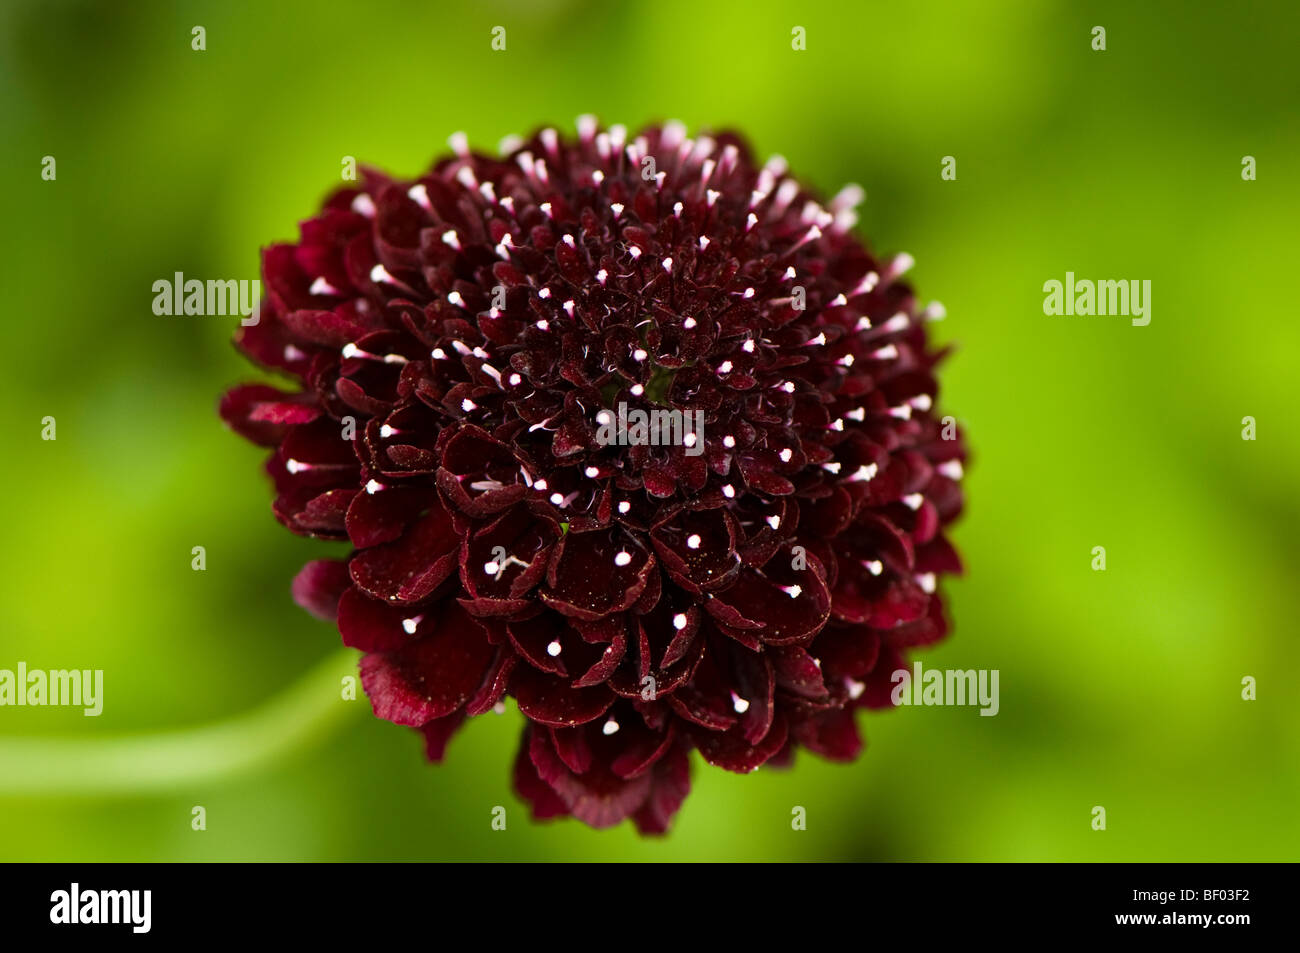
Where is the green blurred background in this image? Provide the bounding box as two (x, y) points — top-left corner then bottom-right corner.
(1, 0), (1296, 861)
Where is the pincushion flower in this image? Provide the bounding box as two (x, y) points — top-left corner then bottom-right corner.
(220, 118), (966, 833)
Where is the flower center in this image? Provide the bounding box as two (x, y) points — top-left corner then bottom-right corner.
(643, 365), (676, 405)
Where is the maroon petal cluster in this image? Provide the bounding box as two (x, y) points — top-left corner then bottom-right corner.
(221, 119), (966, 833)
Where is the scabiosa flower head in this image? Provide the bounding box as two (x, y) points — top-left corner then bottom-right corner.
(220, 119), (966, 833)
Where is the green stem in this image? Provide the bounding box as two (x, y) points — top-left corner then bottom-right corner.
(0, 647), (361, 796)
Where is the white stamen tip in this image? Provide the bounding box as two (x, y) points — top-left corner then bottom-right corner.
(407, 183), (431, 209)
(850, 463), (878, 483)
(351, 193), (376, 217)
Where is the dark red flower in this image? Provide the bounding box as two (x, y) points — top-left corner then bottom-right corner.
(221, 119), (966, 833)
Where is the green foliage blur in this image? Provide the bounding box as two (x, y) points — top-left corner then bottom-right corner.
(1, 0), (1296, 861)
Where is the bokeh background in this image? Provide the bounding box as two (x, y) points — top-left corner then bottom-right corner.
(1, 0), (1296, 861)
